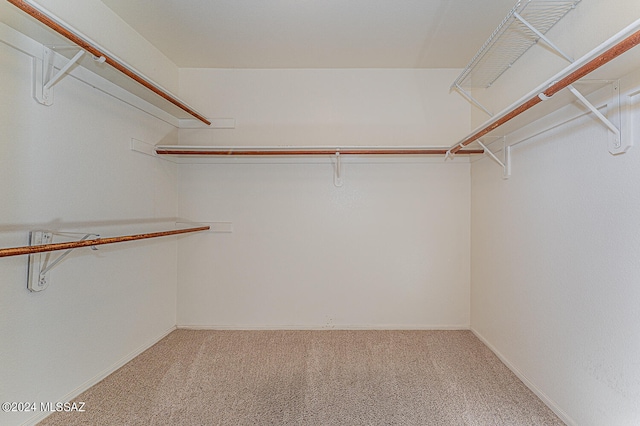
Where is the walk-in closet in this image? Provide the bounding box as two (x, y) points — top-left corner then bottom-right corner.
(2, 1), (640, 425)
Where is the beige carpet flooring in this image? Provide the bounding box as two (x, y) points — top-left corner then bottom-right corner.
(39, 330), (564, 425)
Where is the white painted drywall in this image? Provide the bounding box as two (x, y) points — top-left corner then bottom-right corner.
(178, 68), (470, 147)
(470, 1), (640, 424)
(177, 159), (471, 329)
(0, 29), (179, 426)
(176, 68), (471, 328)
(471, 86), (640, 424)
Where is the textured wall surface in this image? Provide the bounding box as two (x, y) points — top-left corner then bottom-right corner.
(178, 68), (470, 147)
(471, 62), (640, 426)
(176, 68), (471, 329)
(0, 29), (179, 425)
(177, 159), (471, 329)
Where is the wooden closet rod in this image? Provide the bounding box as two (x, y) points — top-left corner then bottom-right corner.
(6, 0), (211, 126)
(0, 226), (210, 258)
(155, 148), (485, 156)
(450, 27), (640, 155)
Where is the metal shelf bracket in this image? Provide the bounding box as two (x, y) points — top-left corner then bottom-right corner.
(512, 11), (574, 63)
(27, 231), (99, 292)
(445, 143), (465, 161)
(333, 150), (344, 187)
(33, 46), (85, 106)
(565, 83), (627, 154)
(452, 84), (494, 117)
(476, 138), (511, 179)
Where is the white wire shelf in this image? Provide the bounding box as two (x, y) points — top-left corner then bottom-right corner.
(447, 17), (640, 178)
(1, 0), (210, 126)
(452, 0), (581, 93)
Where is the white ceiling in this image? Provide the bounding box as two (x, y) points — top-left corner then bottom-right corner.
(100, 0), (517, 69)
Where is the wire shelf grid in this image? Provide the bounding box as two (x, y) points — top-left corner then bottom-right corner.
(452, 0), (581, 91)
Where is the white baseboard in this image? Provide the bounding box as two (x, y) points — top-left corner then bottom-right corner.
(22, 326), (177, 426)
(470, 328), (575, 426)
(177, 324), (470, 331)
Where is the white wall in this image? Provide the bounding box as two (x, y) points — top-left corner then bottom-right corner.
(179, 68), (470, 147)
(0, 24), (179, 426)
(177, 159), (470, 328)
(470, 1), (640, 424)
(176, 69), (472, 328)
(471, 79), (640, 425)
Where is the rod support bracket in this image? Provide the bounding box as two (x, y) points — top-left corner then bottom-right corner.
(476, 138), (511, 179)
(444, 149), (454, 161)
(27, 231), (53, 292)
(27, 230), (99, 292)
(538, 92), (552, 101)
(567, 83), (627, 154)
(333, 150), (343, 187)
(33, 47), (85, 106)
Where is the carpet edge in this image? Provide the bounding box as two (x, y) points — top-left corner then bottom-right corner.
(470, 327), (575, 426)
(22, 325), (178, 426)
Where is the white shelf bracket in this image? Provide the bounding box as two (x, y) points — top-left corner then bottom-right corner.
(27, 231), (99, 292)
(453, 84), (494, 117)
(513, 12), (574, 63)
(444, 148), (454, 161)
(33, 47), (85, 106)
(445, 143), (467, 161)
(333, 150), (344, 187)
(476, 138), (511, 179)
(567, 83), (627, 154)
